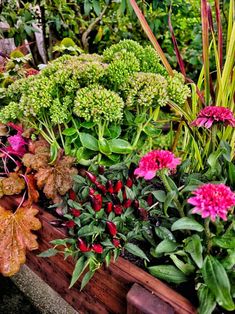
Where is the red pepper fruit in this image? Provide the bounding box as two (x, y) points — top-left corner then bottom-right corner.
(106, 202), (113, 213)
(96, 182), (107, 194)
(98, 165), (105, 174)
(70, 208), (81, 217)
(69, 189), (76, 201)
(106, 180), (114, 193)
(112, 238), (120, 247)
(113, 205), (123, 215)
(89, 187), (95, 195)
(106, 221), (117, 237)
(122, 189), (127, 201)
(77, 238), (90, 252)
(123, 199), (132, 208)
(65, 220), (75, 228)
(92, 244), (103, 254)
(85, 171), (97, 183)
(114, 180), (123, 193)
(147, 194), (153, 206)
(90, 194), (102, 211)
(138, 208), (148, 221)
(133, 199), (139, 209)
(126, 177), (133, 188)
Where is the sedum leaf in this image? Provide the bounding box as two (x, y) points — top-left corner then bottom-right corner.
(0, 205), (41, 276)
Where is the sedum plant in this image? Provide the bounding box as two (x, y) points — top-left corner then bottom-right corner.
(0, 40), (190, 166)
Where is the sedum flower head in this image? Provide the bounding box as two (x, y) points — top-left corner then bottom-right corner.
(134, 150), (181, 180)
(74, 85), (124, 123)
(188, 183), (235, 221)
(106, 51), (140, 87)
(191, 106), (235, 128)
(167, 71), (190, 106)
(123, 73), (169, 108)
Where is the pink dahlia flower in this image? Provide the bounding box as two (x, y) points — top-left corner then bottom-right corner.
(191, 106), (235, 128)
(188, 183), (235, 221)
(134, 150), (181, 180)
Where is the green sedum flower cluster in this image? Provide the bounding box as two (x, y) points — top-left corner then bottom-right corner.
(0, 40), (190, 126)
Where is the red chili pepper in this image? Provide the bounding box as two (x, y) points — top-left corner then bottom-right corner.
(90, 194), (102, 211)
(69, 189), (76, 201)
(122, 189), (127, 201)
(96, 182), (107, 194)
(114, 180), (123, 193)
(106, 202), (113, 213)
(126, 177), (133, 188)
(147, 194), (153, 206)
(113, 205), (123, 215)
(138, 208), (148, 221)
(106, 221), (117, 237)
(92, 244), (103, 254)
(77, 238), (90, 252)
(106, 180), (114, 193)
(133, 199), (139, 209)
(65, 220), (75, 228)
(89, 187), (95, 195)
(85, 171), (97, 183)
(98, 165), (105, 174)
(123, 199), (132, 208)
(70, 208), (81, 217)
(112, 238), (120, 247)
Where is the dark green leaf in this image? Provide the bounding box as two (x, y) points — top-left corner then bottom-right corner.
(109, 139), (132, 154)
(79, 133), (99, 151)
(148, 265), (188, 284)
(151, 190), (166, 202)
(202, 256), (235, 311)
(213, 234), (235, 249)
(80, 270), (95, 290)
(171, 217), (204, 232)
(77, 225), (103, 237)
(170, 254), (195, 275)
(184, 235), (203, 268)
(198, 284), (216, 314)
(69, 256), (87, 288)
(155, 239), (178, 254)
(125, 243), (149, 261)
(155, 226), (175, 241)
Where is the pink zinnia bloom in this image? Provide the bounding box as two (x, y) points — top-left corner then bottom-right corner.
(188, 183), (235, 222)
(134, 150), (181, 180)
(191, 106), (235, 128)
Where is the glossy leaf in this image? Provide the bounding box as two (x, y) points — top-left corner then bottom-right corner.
(155, 239), (178, 254)
(69, 256), (87, 288)
(171, 217), (204, 232)
(198, 284), (216, 314)
(125, 243), (149, 261)
(149, 265), (188, 284)
(109, 139), (132, 154)
(202, 256), (235, 311)
(79, 133), (99, 151)
(38, 248), (59, 258)
(184, 235), (203, 268)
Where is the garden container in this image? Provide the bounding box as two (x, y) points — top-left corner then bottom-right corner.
(24, 208), (196, 314)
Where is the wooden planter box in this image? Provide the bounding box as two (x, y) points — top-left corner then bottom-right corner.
(24, 208), (196, 314)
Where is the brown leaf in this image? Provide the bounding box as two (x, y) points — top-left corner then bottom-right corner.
(0, 173), (25, 197)
(22, 153), (50, 171)
(25, 174), (39, 205)
(0, 205), (41, 276)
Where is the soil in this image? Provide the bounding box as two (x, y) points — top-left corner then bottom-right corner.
(0, 276), (41, 314)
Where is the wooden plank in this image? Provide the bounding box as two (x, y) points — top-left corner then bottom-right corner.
(127, 283), (175, 314)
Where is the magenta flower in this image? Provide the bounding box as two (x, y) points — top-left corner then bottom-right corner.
(134, 150), (181, 180)
(191, 106), (235, 128)
(7, 133), (27, 156)
(188, 183), (235, 222)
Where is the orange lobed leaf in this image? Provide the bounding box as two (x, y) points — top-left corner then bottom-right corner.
(0, 205), (41, 276)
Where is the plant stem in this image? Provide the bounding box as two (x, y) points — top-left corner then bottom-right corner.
(211, 124), (217, 152)
(159, 172), (185, 217)
(204, 218), (212, 253)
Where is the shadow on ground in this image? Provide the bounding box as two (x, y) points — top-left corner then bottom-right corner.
(0, 276), (41, 314)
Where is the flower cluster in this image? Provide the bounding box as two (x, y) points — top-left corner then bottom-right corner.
(167, 71), (191, 106)
(74, 85), (124, 122)
(188, 183), (235, 221)
(134, 150), (181, 180)
(191, 106), (235, 128)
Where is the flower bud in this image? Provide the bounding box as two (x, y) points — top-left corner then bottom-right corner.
(106, 221), (117, 237)
(92, 244), (103, 254)
(65, 220), (75, 228)
(70, 208), (81, 217)
(77, 238), (90, 252)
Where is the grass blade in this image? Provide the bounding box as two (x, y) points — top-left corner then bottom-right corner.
(129, 0), (173, 76)
(214, 0), (223, 70)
